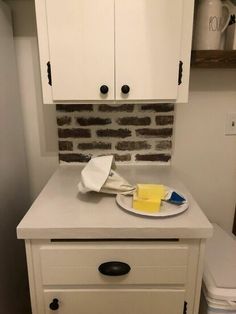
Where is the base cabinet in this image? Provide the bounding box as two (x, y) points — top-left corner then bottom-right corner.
(25, 240), (205, 314)
(44, 289), (185, 314)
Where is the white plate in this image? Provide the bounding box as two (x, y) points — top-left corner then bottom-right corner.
(116, 188), (189, 218)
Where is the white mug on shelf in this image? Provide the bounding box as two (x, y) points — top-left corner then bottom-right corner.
(193, 0), (231, 50)
(225, 0), (236, 49)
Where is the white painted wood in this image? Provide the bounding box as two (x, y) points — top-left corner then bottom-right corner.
(193, 239), (206, 314)
(183, 239), (202, 314)
(176, 0), (195, 103)
(19, 167), (212, 314)
(26, 239), (206, 314)
(31, 240), (52, 314)
(17, 165), (213, 240)
(34, 0), (194, 104)
(115, 0), (183, 101)
(43, 288), (185, 314)
(45, 0), (115, 101)
(25, 240), (38, 314)
(34, 0), (53, 104)
(40, 242), (188, 285)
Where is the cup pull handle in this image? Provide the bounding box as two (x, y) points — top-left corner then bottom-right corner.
(98, 261), (131, 276)
(221, 3), (231, 33)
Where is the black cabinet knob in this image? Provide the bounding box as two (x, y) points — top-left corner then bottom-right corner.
(49, 298), (59, 311)
(98, 261), (131, 276)
(100, 85), (109, 94)
(121, 85), (130, 94)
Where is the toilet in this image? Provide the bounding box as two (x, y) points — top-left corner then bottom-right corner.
(199, 223), (236, 314)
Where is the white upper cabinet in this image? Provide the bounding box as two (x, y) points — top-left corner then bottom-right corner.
(115, 0), (183, 102)
(45, 0), (114, 101)
(35, 0), (194, 104)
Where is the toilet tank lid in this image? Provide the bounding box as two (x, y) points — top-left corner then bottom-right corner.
(203, 223), (236, 301)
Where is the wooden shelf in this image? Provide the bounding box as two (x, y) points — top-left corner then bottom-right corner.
(191, 50), (236, 68)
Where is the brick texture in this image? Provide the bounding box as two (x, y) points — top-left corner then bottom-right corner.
(99, 104), (134, 112)
(58, 128), (91, 138)
(136, 128), (173, 138)
(141, 103), (174, 112)
(57, 116), (72, 126)
(156, 141), (172, 150)
(114, 154), (132, 162)
(156, 116), (174, 126)
(96, 129), (131, 138)
(117, 117), (151, 126)
(59, 141), (73, 151)
(76, 117), (111, 126)
(78, 142), (112, 150)
(59, 153), (91, 163)
(57, 104), (93, 112)
(135, 154), (171, 162)
(116, 141), (151, 151)
(57, 103), (174, 164)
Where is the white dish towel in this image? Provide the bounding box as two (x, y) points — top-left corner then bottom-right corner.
(78, 156), (135, 195)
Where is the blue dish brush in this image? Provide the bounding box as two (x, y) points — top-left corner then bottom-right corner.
(164, 191), (186, 205)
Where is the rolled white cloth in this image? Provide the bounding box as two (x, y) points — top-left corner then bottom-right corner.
(78, 155), (135, 195)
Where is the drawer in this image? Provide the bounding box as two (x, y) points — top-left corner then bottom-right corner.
(44, 288), (186, 314)
(40, 242), (189, 286)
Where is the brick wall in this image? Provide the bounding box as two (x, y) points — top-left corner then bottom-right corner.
(56, 103), (175, 163)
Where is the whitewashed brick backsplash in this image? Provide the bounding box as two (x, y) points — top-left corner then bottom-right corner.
(56, 103), (175, 163)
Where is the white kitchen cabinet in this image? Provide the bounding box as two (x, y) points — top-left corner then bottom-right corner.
(44, 0), (115, 102)
(26, 239), (201, 314)
(43, 289), (185, 314)
(115, 0), (183, 101)
(35, 0), (195, 104)
(17, 165), (213, 314)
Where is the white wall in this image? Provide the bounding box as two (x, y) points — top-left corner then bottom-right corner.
(173, 68), (236, 233)
(6, 0), (236, 233)
(0, 1), (30, 313)
(6, 0), (58, 202)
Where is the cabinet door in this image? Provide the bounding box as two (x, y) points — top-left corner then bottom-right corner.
(45, 0), (115, 101)
(44, 289), (185, 314)
(115, 0), (184, 101)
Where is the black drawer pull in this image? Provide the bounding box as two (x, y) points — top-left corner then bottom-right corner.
(98, 261), (131, 276)
(100, 85), (109, 94)
(49, 298), (59, 311)
(121, 85), (130, 94)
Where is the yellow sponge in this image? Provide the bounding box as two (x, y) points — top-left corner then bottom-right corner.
(137, 184), (166, 200)
(133, 191), (162, 213)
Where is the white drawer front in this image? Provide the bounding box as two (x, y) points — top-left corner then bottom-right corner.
(44, 289), (185, 314)
(40, 242), (188, 286)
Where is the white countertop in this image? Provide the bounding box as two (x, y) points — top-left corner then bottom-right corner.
(17, 165), (213, 240)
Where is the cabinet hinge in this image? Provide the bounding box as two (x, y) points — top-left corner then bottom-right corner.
(47, 61), (52, 86)
(178, 60), (183, 85)
(183, 301), (188, 314)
